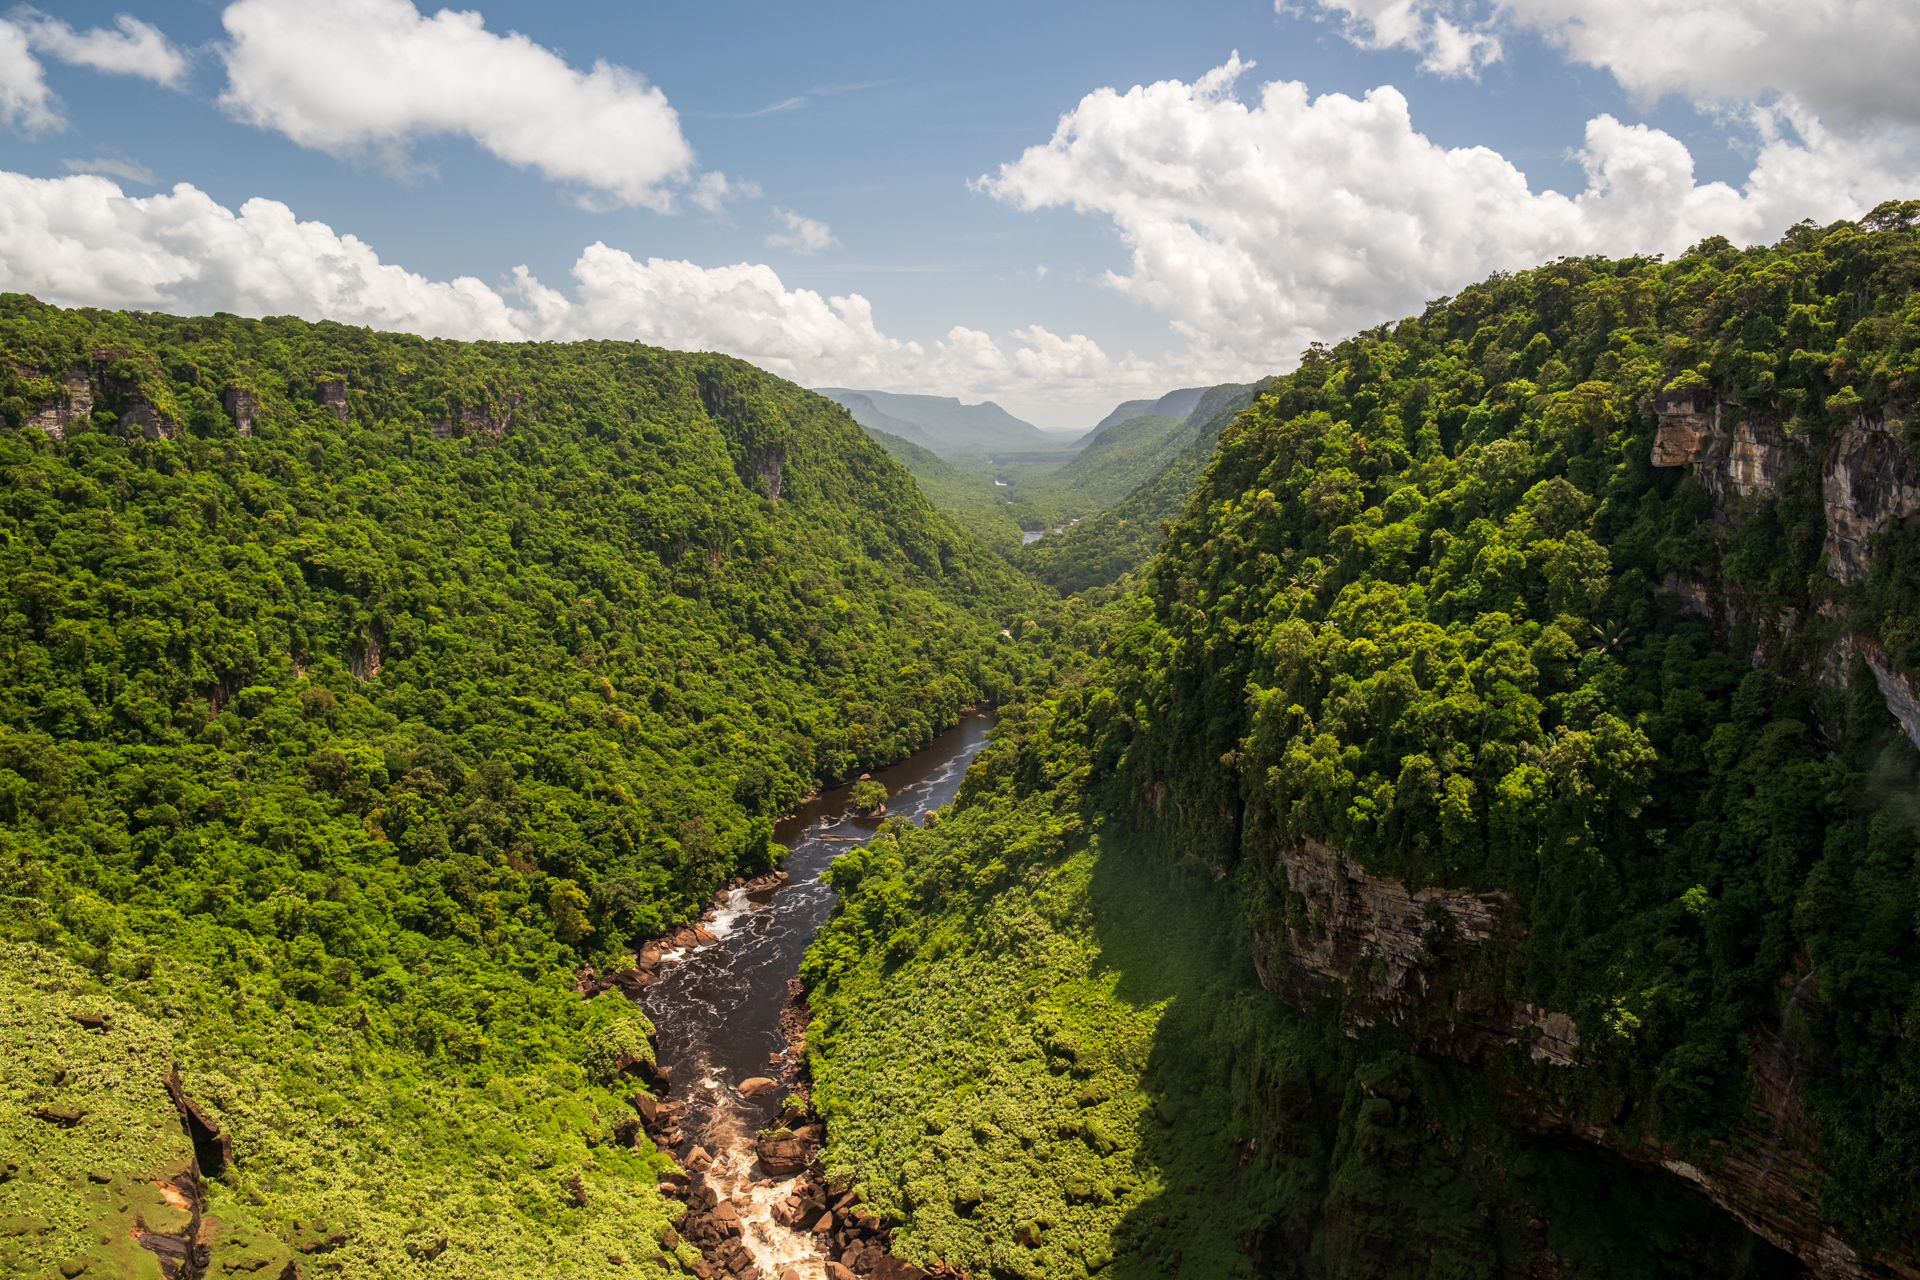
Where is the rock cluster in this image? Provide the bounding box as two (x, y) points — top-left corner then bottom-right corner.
(629, 1091), (687, 1151)
(636, 965), (967, 1280)
(575, 870), (795, 1012)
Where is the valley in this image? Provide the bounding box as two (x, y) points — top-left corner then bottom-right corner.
(9, 208), (1920, 1280)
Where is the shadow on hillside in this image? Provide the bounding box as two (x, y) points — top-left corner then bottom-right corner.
(1083, 832), (1808, 1280)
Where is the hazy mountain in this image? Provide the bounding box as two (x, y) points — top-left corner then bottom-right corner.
(818, 390), (941, 452)
(816, 387), (1056, 456)
(1072, 385), (1209, 448)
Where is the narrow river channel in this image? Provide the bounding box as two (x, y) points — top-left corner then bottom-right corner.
(641, 708), (996, 1276)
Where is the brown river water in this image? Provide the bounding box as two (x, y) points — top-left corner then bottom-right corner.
(641, 709), (995, 1276)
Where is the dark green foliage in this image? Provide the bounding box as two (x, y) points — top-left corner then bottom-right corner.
(807, 710), (1804, 1279)
(808, 207), (1920, 1273)
(1108, 216), (1920, 1246)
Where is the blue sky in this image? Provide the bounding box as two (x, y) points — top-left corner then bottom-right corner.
(1, 0), (1915, 426)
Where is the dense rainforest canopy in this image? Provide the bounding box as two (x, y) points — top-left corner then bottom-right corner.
(803, 204), (1920, 1278)
(14, 200), (1920, 1280)
(0, 301), (1065, 1278)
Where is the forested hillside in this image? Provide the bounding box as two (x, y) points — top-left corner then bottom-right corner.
(861, 424), (1030, 556)
(0, 300), (1051, 1280)
(1017, 381), (1263, 593)
(804, 205), (1920, 1279)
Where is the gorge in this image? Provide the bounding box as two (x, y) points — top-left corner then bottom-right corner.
(7, 207), (1920, 1280)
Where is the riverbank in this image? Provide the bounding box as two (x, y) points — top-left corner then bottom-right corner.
(612, 711), (995, 1279)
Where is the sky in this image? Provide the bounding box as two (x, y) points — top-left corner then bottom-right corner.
(0, 1), (1916, 429)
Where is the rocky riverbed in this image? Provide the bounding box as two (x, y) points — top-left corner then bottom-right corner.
(605, 711), (994, 1279)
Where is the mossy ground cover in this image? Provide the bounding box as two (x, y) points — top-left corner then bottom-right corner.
(805, 782), (1268, 1279)
(3, 942), (690, 1280)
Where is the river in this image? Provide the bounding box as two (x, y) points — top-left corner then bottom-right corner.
(641, 708), (996, 1276)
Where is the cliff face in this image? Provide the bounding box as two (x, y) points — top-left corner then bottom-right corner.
(1251, 835), (1916, 1280)
(1650, 390), (1920, 750)
(1652, 388), (1920, 587)
(1232, 396), (1920, 1280)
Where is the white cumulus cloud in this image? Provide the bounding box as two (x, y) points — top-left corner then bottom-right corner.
(0, 170), (1162, 422)
(1499, 0), (1920, 130)
(0, 9), (189, 134)
(1306, 0), (1920, 131)
(218, 0), (713, 211)
(978, 55), (1920, 370)
(764, 208), (839, 255)
(1303, 0), (1501, 76)
(15, 10), (188, 86)
(0, 171), (526, 336)
(0, 21), (53, 133)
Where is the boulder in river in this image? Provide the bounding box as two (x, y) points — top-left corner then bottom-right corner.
(686, 1144), (713, 1172)
(755, 1128), (807, 1176)
(737, 1076), (777, 1097)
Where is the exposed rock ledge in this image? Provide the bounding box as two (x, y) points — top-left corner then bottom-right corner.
(1250, 836), (1918, 1280)
(1250, 836), (1539, 1039)
(1651, 389), (1920, 587)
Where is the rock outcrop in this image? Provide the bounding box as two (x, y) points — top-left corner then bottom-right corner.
(430, 394), (517, 439)
(317, 379), (349, 423)
(1651, 392), (1920, 760)
(27, 370), (92, 439)
(1651, 390), (1797, 501)
(223, 386), (258, 435)
(1252, 835), (1514, 1034)
(1249, 833), (1920, 1279)
(1821, 410), (1920, 585)
(1651, 389), (1719, 467)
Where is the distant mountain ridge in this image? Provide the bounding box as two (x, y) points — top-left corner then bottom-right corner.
(816, 387), (1057, 456)
(1074, 385), (1208, 448)
(1019, 378), (1269, 591)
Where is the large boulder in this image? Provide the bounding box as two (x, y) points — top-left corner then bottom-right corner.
(755, 1129), (807, 1176)
(737, 1077), (777, 1097)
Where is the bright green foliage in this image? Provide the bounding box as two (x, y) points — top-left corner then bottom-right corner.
(808, 207), (1920, 1273)
(2, 944), (686, 1280)
(0, 298), (1057, 1279)
(849, 780), (889, 812)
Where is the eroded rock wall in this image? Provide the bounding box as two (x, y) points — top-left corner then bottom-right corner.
(1249, 837), (1916, 1280)
(1822, 411), (1920, 585)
